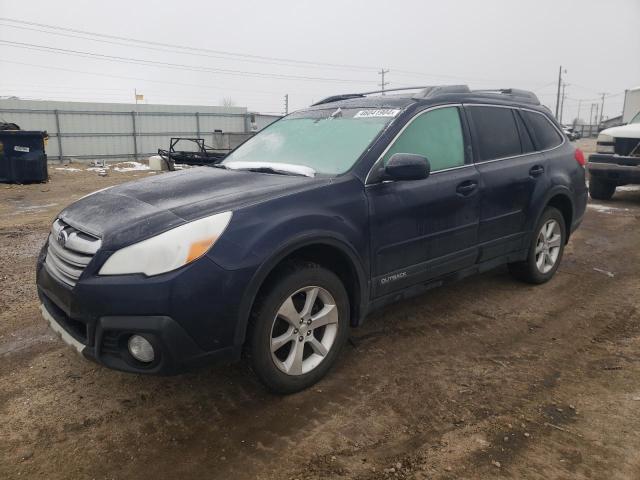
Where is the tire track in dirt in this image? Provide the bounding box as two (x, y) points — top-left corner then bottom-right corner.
(2, 166), (640, 479)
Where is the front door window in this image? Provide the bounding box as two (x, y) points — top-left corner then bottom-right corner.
(381, 106), (465, 172)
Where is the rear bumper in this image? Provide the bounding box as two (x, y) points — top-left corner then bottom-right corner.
(588, 154), (640, 184)
(571, 189), (587, 235)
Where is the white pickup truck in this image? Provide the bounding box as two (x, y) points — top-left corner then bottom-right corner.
(587, 111), (640, 200)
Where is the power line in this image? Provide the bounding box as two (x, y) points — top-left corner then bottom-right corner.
(0, 60), (341, 110)
(0, 22), (377, 74)
(392, 70), (557, 89)
(0, 40), (376, 85)
(0, 17), (378, 73)
(0, 59), (340, 98)
(0, 17), (581, 90)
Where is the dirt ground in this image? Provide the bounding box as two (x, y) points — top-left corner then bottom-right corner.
(1, 141), (640, 479)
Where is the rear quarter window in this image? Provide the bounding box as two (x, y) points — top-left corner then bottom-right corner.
(522, 111), (563, 150)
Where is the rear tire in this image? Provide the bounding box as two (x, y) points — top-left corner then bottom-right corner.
(589, 178), (616, 200)
(247, 262), (350, 394)
(509, 207), (566, 284)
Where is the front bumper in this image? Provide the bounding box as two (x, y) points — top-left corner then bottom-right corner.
(588, 154), (640, 184)
(37, 244), (252, 374)
(40, 295), (233, 374)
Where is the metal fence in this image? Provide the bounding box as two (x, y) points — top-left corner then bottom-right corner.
(0, 99), (280, 162)
(573, 124), (601, 138)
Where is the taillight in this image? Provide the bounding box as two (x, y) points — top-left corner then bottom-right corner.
(574, 148), (586, 167)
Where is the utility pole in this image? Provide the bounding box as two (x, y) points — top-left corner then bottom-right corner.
(284, 94), (289, 115)
(555, 66), (565, 119)
(589, 103), (598, 137)
(594, 104), (599, 130)
(559, 82), (569, 124)
(598, 92), (607, 124)
(576, 99), (582, 125)
(378, 68), (390, 94)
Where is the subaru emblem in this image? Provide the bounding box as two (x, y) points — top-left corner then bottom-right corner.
(57, 230), (69, 247)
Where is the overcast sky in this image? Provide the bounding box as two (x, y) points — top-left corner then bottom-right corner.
(0, 0), (638, 122)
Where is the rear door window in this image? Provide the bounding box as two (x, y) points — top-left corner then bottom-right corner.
(381, 106), (465, 172)
(522, 110), (563, 150)
(467, 106), (522, 161)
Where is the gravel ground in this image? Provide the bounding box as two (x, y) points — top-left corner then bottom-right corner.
(2, 141), (640, 479)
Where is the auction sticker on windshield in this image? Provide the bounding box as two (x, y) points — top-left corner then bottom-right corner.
(354, 109), (401, 118)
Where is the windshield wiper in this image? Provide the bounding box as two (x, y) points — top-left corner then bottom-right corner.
(242, 166), (305, 176)
(223, 162), (316, 177)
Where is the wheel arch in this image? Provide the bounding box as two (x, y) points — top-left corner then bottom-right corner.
(233, 235), (369, 348)
(546, 193), (574, 243)
(533, 187), (574, 244)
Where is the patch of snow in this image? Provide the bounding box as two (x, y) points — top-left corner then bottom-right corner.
(14, 203), (59, 214)
(593, 267), (615, 278)
(112, 161), (150, 172)
(86, 161), (149, 174)
(54, 167), (81, 172)
(617, 185), (640, 192)
(587, 204), (631, 214)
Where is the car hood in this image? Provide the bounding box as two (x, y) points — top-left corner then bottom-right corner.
(59, 167), (329, 249)
(600, 123), (640, 139)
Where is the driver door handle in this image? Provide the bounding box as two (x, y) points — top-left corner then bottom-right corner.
(456, 180), (477, 196)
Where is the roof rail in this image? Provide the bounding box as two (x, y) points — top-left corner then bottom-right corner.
(311, 85), (541, 107)
(413, 85), (471, 99)
(311, 94), (366, 106)
(311, 86), (430, 106)
(471, 88), (540, 105)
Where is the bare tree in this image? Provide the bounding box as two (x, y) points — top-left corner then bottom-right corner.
(221, 97), (236, 107)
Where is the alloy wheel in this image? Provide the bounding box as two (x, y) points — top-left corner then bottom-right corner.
(535, 219), (562, 274)
(270, 286), (339, 376)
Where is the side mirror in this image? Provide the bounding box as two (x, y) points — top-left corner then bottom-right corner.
(384, 153), (430, 181)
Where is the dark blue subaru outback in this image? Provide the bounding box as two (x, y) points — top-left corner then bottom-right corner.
(36, 86), (587, 393)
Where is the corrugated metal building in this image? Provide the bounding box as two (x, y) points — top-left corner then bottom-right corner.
(0, 99), (280, 161)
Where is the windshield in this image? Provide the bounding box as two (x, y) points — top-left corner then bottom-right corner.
(222, 107), (400, 175)
(631, 111), (640, 124)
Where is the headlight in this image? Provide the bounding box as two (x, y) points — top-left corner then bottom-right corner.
(596, 133), (615, 153)
(99, 211), (232, 276)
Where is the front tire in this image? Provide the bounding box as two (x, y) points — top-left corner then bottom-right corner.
(248, 262), (350, 394)
(589, 178), (616, 200)
(509, 207), (566, 284)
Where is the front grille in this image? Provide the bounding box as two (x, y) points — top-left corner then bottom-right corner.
(44, 219), (102, 288)
(615, 137), (640, 157)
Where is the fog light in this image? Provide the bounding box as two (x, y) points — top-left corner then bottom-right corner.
(128, 335), (155, 363)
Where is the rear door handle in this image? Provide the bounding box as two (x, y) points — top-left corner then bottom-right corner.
(529, 165), (545, 177)
(456, 181), (477, 196)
